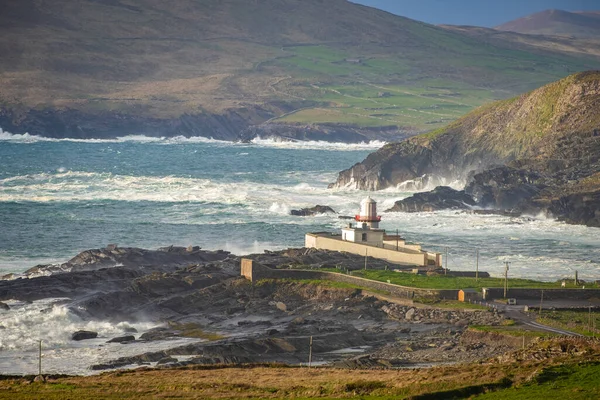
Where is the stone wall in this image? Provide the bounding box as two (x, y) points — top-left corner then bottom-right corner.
(240, 259), (458, 300)
(483, 287), (600, 301)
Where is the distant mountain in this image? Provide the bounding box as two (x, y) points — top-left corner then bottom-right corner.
(495, 9), (600, 38)
(0, 0), (598, 140)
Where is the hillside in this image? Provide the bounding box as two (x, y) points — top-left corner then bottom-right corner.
(496, 9), (600, 38)
(0, 0), (598, 139)
(330, 71), (600, 226)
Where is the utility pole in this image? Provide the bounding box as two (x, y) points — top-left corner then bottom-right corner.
(539, 290), (544, 316)
(308, 336), (313, 367)
(364, 248), (368, 270)
(445, 247), (448, 275)
(476, 249), (479, 282)
(503, 261), (510, 298)
(38, 340), (42, 377)
(396, 229), (399, 251)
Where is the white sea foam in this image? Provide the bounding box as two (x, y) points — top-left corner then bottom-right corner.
(0, 299), (155, 351)
(250, 137), (387, 151)
(0, 170), (404, 205)
(0, 298), (203, 375)
(0, 128), (386, 150)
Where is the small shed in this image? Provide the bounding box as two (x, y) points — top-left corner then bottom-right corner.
(458, 289), (479, 302)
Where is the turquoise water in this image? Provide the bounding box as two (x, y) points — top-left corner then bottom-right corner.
(1, 132), (599, 281)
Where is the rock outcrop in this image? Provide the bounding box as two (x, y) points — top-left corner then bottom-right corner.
(72, 331), (98, 341)
(107, 335), (136, 344)
(290, 205), (336, 216)
(387, 186), (476, 212)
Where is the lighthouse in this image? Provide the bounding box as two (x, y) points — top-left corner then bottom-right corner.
(355, 196), (381, 229)
(305, 196), (442, 268)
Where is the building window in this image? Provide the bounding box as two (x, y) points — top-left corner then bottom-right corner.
(361, 233), (367, 242)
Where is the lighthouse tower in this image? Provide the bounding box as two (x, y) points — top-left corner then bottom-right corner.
(355, 196), (381, 229)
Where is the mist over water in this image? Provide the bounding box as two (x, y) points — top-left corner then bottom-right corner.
(1, 131), (599, 282)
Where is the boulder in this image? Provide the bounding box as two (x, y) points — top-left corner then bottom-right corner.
(290, 205), (336, 216)
(140, 327), (179, 341)
(387, 186), (476, 212)
(0, 302), (9, 311)
(71, 330), (98, 341)
(156, 356), (178, 365)
(107, 335), (135, 343)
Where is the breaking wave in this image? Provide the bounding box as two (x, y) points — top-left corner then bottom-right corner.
(250, 137), (387, 151)
(0, 298), (154, 351)
(0, 171), (413, 210)
(0, 128), (386, 150)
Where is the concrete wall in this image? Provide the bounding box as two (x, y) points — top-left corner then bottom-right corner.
(341, 227), (384, 246)
(240, 259), (458, 301)
(483, 287), (600, 301)
(306, 233), (428, 267)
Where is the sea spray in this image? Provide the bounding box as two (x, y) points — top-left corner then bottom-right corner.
(0, 138), (598, 282)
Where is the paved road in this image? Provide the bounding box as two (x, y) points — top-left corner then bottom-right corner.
(498, 304), (584, 336)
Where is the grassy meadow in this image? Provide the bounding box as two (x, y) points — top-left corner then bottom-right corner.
(3, 358), (600, 399)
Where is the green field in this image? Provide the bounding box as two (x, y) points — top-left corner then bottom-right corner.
(265, 44), (595, 130)
(538, 309), (600, 337)
(346, 269), (581, 290)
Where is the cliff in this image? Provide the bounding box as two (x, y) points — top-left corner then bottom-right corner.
(331, 72), (600, 226)
(331, 71), (600, 190)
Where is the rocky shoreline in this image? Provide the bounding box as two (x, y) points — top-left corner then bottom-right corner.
(0, 107), (413, 144)
(0, 246), (513, 374)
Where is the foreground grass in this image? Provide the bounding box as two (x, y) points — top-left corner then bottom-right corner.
(4, 357), (600, 400)
(475, 362), (600, 399)
(0, 363), (546, 400)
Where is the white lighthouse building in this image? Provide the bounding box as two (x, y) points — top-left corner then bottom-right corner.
(356, 196), (380, 228)
(305, 197), (442, 267)
(341, 197), (385, 245)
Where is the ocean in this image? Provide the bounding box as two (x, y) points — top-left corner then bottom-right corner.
(1, 129), (600, 375)
(1, 129), (599, 282)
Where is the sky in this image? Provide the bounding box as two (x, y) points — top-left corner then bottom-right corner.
(352, 0), (600, 27)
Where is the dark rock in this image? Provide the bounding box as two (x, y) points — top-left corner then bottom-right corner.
(329, 141), (438, 190)
(71, 330), (98, 341)
(549, 191), (600, 227)
(387, 186), (476, 212)
(156, 356), (178, 365)
(123, 327), (138, 333)
(106, 335), (135, 343)
(291, 205), (336, 216)
(0, 302), (9, 311)
(465, 167), (545, 210)
(140, 328), (179, 341)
